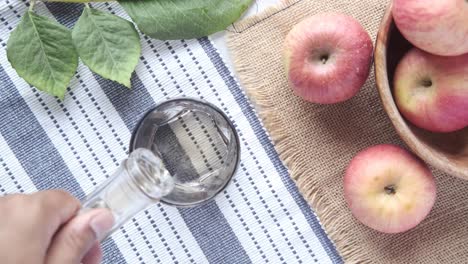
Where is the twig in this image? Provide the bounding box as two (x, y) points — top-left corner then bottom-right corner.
(29, 0), (36, 11)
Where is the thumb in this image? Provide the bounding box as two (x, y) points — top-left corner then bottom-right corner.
(46, 208), (114, 264)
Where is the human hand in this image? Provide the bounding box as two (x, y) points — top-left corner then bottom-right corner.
(0, 190), (114, 264)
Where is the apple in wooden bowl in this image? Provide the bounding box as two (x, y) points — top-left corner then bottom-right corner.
(374, 4), (468, 180)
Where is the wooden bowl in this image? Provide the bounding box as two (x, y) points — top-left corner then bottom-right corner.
(374, 5), (468, 181)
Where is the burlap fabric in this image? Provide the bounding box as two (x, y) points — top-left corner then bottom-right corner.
(227, 0), (468, 263)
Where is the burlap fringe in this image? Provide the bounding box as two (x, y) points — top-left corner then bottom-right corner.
(227, 1), (372, 262)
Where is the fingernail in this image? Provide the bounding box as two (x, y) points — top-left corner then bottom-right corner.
(89, 209), (115, 241)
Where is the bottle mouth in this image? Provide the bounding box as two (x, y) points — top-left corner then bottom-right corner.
(127, 148), (175, 200)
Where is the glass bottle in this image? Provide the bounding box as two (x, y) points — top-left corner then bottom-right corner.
(80, 98), (240, 239)
(81, 148), (174, 239)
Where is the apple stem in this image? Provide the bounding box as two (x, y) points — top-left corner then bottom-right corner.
(320, 54), (329, 64)
(384, 185), (396, 195)
(421, 79), (433, 88)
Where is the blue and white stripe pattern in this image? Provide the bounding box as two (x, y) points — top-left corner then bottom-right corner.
(0, 1), (342, 263)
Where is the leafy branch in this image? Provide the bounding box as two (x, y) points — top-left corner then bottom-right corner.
(7, 0), (252, 99)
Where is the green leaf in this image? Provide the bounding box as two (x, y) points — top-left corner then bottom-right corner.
(118, 0), (253, 40)
(72, 7), (141, 88)
(7, 11), (78, 99)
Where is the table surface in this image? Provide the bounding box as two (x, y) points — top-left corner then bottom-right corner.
(212, 0), (280, 73)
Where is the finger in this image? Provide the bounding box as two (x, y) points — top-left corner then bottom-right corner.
(46, 208), (114, 264)
(30, 190), (81, 229)
(82, 242), (102, 264)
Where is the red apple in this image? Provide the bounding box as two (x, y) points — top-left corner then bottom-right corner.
(283, 13), (373, 104)
(394, 48), (468, 133)
(393, 0), (468, 56)
(344, 144), (436, 233)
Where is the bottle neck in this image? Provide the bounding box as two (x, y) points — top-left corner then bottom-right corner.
(81, 148), (174, 240)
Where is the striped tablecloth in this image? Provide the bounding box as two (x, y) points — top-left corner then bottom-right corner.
(0, 1), (342, 263)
